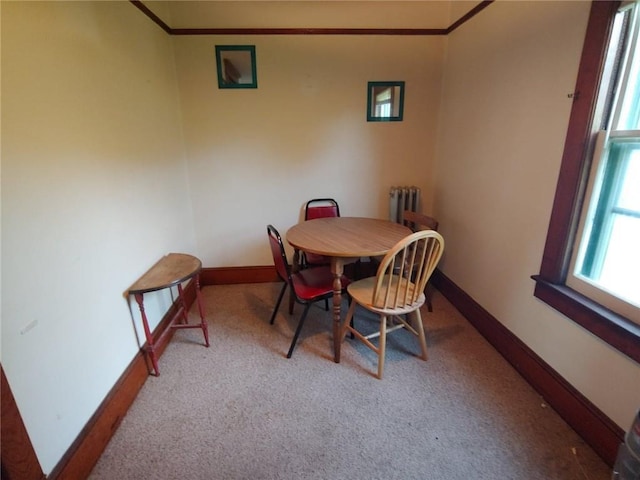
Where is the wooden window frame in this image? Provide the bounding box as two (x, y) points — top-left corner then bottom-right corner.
(532, 0), (640, 364)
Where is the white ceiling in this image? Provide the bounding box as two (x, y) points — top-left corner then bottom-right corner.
(143, 1), (483, 30)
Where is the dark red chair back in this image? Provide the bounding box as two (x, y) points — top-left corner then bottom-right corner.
(304, 198), (340, 221)
(267, 224), (291, 284)
(302, 199), (340, 267)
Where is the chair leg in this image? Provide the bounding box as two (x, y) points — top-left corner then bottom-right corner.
(425, 283), (434, 312)
(340, 300), (358, 342)
(426, 298), (433, 312)
(411, 309), (428, 361)
(270, 283), (288, 325)
(347, 295), (355, 338)
(377, 315), (387, 380)
(288, 288), (295, 315)
(286, 304), (312, 358)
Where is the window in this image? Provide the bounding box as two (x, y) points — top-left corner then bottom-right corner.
(568, 2), (640, 321)
(533, 1), (640, 364)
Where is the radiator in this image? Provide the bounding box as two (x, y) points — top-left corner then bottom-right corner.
(389, 186), (420, 223)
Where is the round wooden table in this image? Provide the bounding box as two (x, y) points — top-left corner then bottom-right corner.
(287, 217), (411, 362)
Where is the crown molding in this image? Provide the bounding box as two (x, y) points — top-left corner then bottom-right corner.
(130, 0), (493, 36)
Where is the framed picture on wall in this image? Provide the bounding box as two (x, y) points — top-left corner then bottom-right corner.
(215, 45), (257, 89)
(367, 81), (405, 121)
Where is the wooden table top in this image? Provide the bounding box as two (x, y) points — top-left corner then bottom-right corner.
(129, 253), (202, 295)
(286, 217), (411, 258)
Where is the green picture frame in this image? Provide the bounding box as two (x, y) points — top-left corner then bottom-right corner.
(367, 81), (405, 122)
(215, 45), (257, 89)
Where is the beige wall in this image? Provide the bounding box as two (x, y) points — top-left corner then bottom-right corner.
(175, 33), (445, 265)
(1, 1), (193, 472)
(435, 0), (640, 429)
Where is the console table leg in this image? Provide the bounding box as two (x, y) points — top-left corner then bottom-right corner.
(177, 283), (189, 324)
(134, 293), (160, 376)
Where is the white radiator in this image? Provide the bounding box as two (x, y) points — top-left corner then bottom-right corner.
(389, 186), (420, 223)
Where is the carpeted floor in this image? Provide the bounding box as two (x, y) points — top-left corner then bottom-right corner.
(89, 283), (612, 479)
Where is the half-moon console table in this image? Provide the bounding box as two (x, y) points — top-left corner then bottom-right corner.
(128, 253), (210, 376)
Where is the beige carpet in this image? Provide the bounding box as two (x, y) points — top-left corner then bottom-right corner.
(89, 283), (612, 479)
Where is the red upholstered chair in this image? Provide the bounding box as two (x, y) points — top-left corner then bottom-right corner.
(267, 224), (350, 358)
(301, 198), (340, 268)
(305, 197), (340, 220)
(290, 198), (340, 313)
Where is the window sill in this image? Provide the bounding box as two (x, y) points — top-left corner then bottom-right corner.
(532, 276), (640, 364)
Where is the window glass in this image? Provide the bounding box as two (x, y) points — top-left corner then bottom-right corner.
(615, 19), (640, 130)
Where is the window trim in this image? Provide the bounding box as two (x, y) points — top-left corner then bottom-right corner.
(532, 0), (640, 364)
